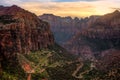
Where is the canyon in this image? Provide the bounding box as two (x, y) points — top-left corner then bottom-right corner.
(0, 5), (120, 80)
(40, 10), (120, 80)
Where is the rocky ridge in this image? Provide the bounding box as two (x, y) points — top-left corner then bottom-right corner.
(0, 5), (54, 57)
(64, 10), (120, 55)
(39, 14), (99, 45)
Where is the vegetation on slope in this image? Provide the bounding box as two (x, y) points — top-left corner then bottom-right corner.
(1, 44), (80, 80)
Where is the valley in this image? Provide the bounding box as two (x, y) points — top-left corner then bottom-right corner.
(0, 5), (120, 80)
(40, 10), (120, 80)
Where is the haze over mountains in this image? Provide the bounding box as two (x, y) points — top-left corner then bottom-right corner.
(0, 5), (120, 80)
(65, 10), (120, 54)
(39, 14), (99, 45)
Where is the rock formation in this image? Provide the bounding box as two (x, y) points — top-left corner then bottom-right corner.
(64, 10), (120, 56)
(39, 14), (99, 45)
(0, 5), (54, 73)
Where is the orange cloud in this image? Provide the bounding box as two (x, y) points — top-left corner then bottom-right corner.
(19, 0), (120, 18)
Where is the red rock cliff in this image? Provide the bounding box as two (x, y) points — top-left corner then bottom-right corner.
(0, 5), (54, 60)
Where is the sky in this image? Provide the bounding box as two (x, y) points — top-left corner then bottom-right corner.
(0, 0), (120, 18)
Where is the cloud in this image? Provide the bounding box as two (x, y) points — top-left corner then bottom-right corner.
(0, 0), (120, 17)
(0, 0), (52, 6)
(110, 7), (120, 11)
(19, 2), (96, 17)
(0, 0), (100, 5)
(52, 0), (100, 2)
(20, 0), (120, 17)
(20, 0), (52, 2)
(0, 0), (23, 6)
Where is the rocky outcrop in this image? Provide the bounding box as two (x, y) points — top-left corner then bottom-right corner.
(64, 10), (120, 57)
(39, 14), (99, 45)
(81, 10), (120, 39)
(0, 5), (54, 65)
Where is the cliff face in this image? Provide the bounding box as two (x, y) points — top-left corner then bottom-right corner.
(39, 14), (79, 44)
(0, 5), (54, 62)
(39, 14), (99, 45)
(64, 10), (120, 57)
(81, 10), (120, 39)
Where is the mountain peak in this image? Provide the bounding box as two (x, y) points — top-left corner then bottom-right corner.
(43, 13), (54, 16)
(113, 10), (120, 14)
(10, 5), (23, 11)
(0, 5), (21, 9)
(11, 5), (18, 7)
(0, 5), (4, 7)
(11, 5), (21, 9)
(0, 5), (25, 15)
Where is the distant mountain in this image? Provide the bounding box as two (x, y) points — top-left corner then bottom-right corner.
(65, 10), (120, 55)
(39, 14), (99, 45)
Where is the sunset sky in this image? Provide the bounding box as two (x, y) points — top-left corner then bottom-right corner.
(0, 0), (120, 18)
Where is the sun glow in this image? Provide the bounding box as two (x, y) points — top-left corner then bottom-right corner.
(0, 0), (120, 18)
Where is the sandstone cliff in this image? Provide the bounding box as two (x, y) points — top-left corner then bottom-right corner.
(0, 5), (54, 71)
(39, 14), (99, 45)
(64, 10), (120, 56)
